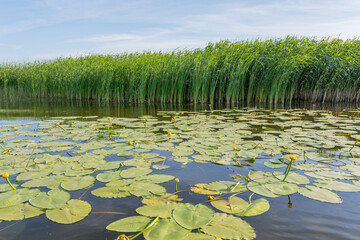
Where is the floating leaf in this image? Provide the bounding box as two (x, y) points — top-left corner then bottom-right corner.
(264, 182), (299, 195)
(61, 175), (96, 191)
(91, 186), (131, 198)
(144, 218), (190, 240)
(173, 203), (214, 229)
(313, 179), (360, 192)
(236, 198), (270, 217)
(273, 171), (310, 185)
(120, 167), (152, 178)
(136, 202), (178, 218)
(191, 184), (222, 195)
(0, 188), (40, 208)
(107, 216), (152, 232)
(0, 203), (43, 221)
(96, 170), (122, 182)
(211, 196), (249, 214)
(201, 213), (255, 240)
(142, 193), (182, 205)
(264, 161), (286, 169)
(16, 169), (52, 181)
(130, 182), (167, 198)
(247, 181), (279, 198)
(181, 232), (214, 240)
(46, 199), (91, 224)
(30, 189), (70, 209)
(0, 183), (19, 193)
(298, 185), (342, 203)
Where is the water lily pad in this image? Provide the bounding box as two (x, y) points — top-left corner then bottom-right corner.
(191, 183), (223, 195)
(46, 199), (91, 224)
(273, 171), (310, 185)
(16, 169), (52, 181)
(201, 213), (255, 240)
(91, 186), (131, 198)
(96, 170), (122, 182)
(136, 202), (178, 218)
(264, 182), (299, 195)
(298, 185), (342, 203)
(130, 182), (167, 198)
(313, 179), (360, 192)
(211, 196), (249, 214)
(144, 218), (190, 240)
(181, 232), (214, 240)
(0, 203), (43, 221)
(247, 181), (279, 198)
(0, 183), (19, 193)
(30, 189), (70, 209)
(106, 216), (152, 232)
(0, 188), (41, 208)
(120, 167), (152, 178)
(142, 193), (182, 204)
(264, 161), (286, 169)
(22, 175), (64, 188)
(236, 198), (270, 217)
(173, 203), (214, 229)
(61, 175), (96, 191)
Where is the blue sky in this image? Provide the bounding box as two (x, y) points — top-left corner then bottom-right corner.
(1, 0), (360, 63)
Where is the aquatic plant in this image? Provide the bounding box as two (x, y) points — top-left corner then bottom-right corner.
(1, 37), (360, 103)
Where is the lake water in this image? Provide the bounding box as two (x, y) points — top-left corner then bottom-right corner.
(1, 101), (360, 240)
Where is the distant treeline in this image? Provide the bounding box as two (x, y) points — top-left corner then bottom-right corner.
(1, 37), (360, 104)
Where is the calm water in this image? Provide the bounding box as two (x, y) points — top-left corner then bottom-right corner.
(0, 101), (360, 240)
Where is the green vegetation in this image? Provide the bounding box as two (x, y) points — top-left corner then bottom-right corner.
(1, 37), (360, 103)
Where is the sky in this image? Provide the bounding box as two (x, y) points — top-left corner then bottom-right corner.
(1, 0), (360, 63)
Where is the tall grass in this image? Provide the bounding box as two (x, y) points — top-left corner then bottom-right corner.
(1, 37), (360, 104)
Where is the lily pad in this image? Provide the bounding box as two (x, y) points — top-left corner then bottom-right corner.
(201, 213), (256, 240)
(264, 182), (299, 195)
(61, 175), (96, 191)
(0, 188), (41, 208)
(144, 218), (190, 240)
(107, 216), (153, 232)
(30, 189), (71, 209)
(0, 203), (43, 221)
(96, 170), (122, 182)
(130, 182), (167, 198)
(173, 203), (214, 229)
(247, 181), (279, 198)
(136, 202), (178, 218)
(46, 199), (91, 224)
(298, 185), (342, 203)
(120, 167), (152, 178)
(91, 186), (131, 198)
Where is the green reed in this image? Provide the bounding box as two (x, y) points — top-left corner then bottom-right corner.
(1, 37), (360, 104)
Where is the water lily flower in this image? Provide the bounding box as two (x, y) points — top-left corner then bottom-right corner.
(128, 141), (133, 146)
(167, 132), (172, 137)
(2, 172), (16, 190)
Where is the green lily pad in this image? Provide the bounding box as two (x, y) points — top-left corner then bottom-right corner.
(0, 203), (43, 221)
(46, 199), (91, 224)
(91, 186), (131, 198)
(247, 181), (279, 198)
(16, 169), (53, 181)
(142, 193), (182, 205)
(264, 182), (299, 195)
(236, 198), (270, 217)
(313, 179), (360, 192)
(211, 196), (249, 214)
(264, 161), (286, 169)
(144, 218), (190, 240)
(0, 183), (19, 193)
(173, 203), (214, 229)
(136, 202), (178, 218)
(96, 170), (122, 182)
(201, 213), (256, 240)
(273, 171), (310, 185)
(61, 175), (96, 191)
(191, 184), (223, 195)
(0, 188), (41, 208)
(120, 167), (152, 178)
(181, 232), (214, 240)
(130, 182), (167, 198)
(107, 216), (153, 232)
(30, 189), (71, 209)
(298, 185), (342, 203)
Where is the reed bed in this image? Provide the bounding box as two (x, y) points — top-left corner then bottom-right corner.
(1, 37), (360, 104)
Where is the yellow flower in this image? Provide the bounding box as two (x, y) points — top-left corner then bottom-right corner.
(107, 117), (111, 120)
(116, 234), (130, 240)
(167, 132), (172, 137)
(356, 137), (360, 141)
(233, 146), (236, 151)
(280, 125), (284, 130)
(289, 155), (297, 161)
(128, 141), (133, 146)
(236, 154), (240, 158)
(214, 237), (223, 240)
(13, 126), (17, 130)
(2, 140), (5, 144)
(2, 172), (9, 178)
(208, 196), (214, 200)
(56, 122), (60, 126)
(181, 112), (184, 115)
(175, 178), (179, 183)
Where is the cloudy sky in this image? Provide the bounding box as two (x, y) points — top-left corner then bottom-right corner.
(1, 0), (360, 63)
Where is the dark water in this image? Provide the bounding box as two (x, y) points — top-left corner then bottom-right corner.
(1, 101), (360, 240)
